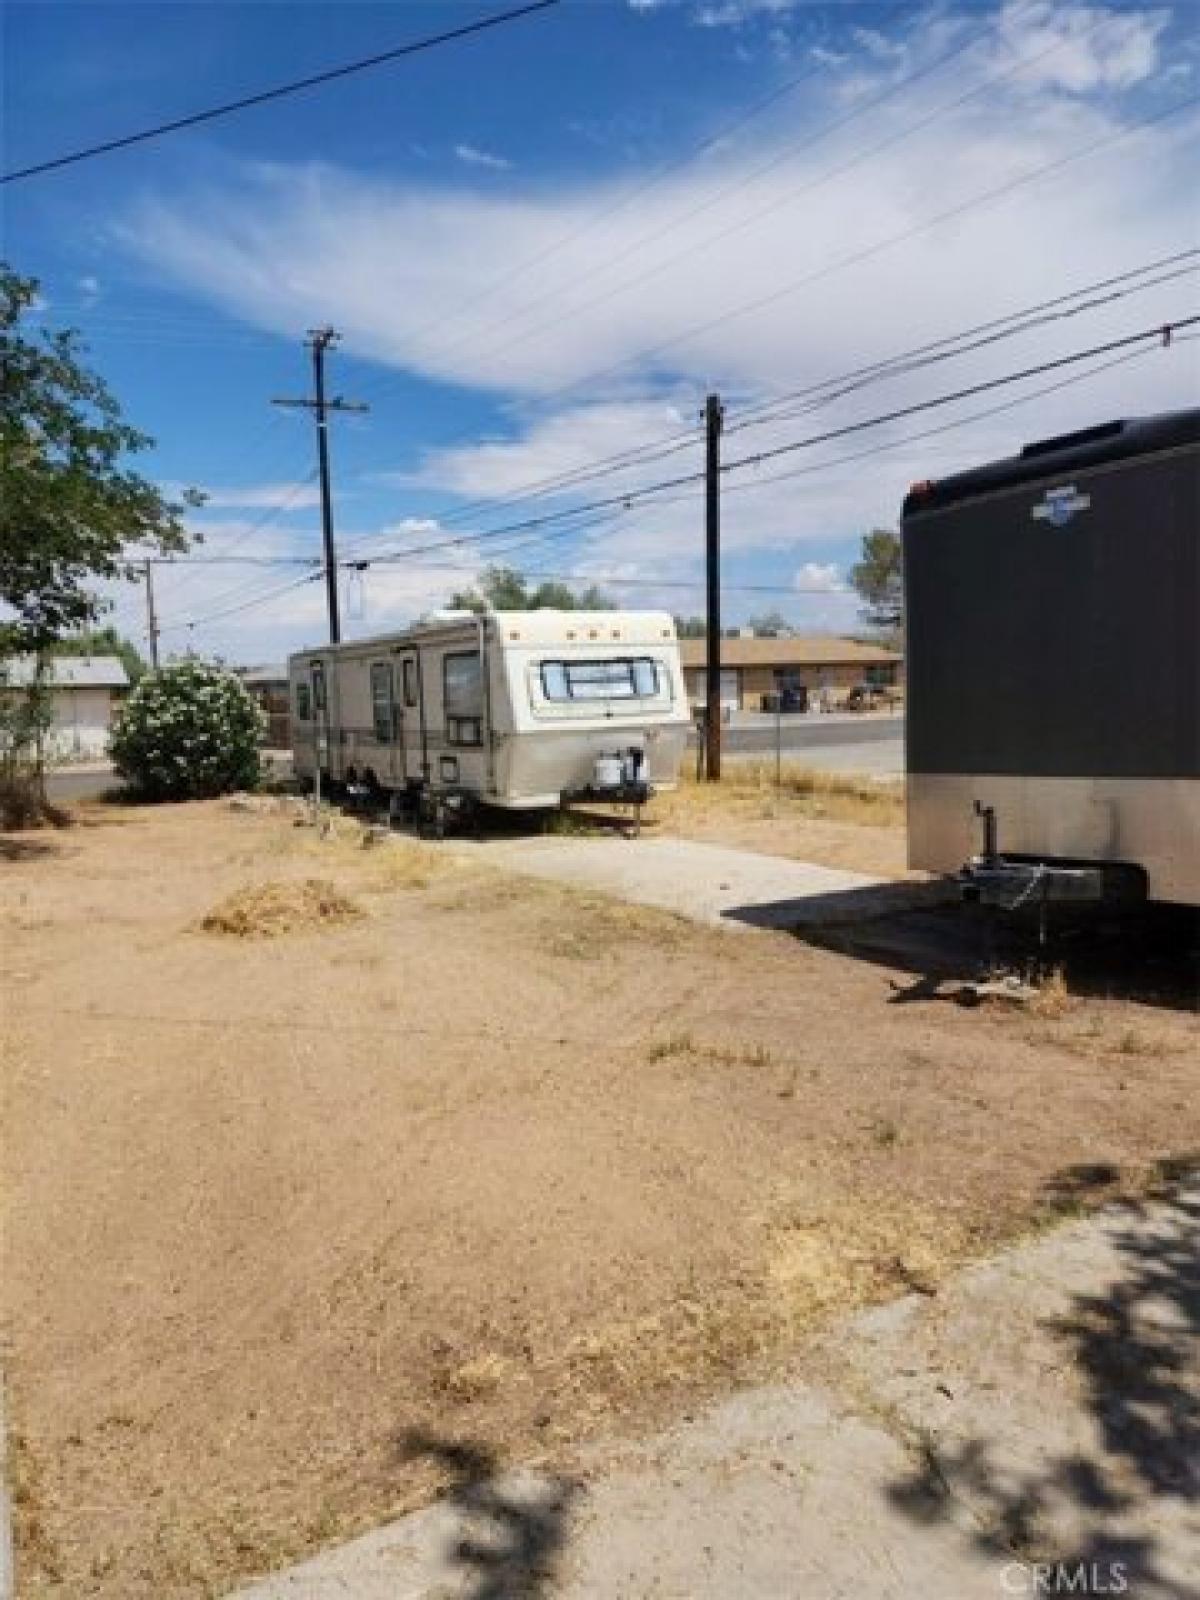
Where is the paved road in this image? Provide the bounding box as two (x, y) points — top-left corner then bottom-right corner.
(716, 710), (904, 755)
(41, 721), (903, 808)
(692, 714), (905, 777)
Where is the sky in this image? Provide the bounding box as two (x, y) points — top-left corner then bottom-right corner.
(3, 0), (1198, 665)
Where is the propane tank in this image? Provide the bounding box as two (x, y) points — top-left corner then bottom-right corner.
(593, 754), (624, 791)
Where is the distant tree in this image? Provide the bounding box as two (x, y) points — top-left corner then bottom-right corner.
(849, 529), (903, 636)
(450, 566), (528, 612)
(48, 625), (146, 683)
(449, 566), (613, 612)
(673, 615), (707, 638)
(0, 264), (197, 654)
(745, 609), (790, 636)
(572, 583), (615, 610)
(528, 579), (582, 610)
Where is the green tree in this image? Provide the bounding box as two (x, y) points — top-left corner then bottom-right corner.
(746, 609), (790, 636)
(0, 660), (55, 827)
(110, 660), (264, 801)
(48, 625), (146, 683)
(450, 565), (529, 612)
(673, 615), (707, 638)
(849, 528), (903, 636)
(0, 264), (196, 653)
(449, 566), (613, 612)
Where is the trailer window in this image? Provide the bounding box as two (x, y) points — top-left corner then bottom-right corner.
(444, 651), (482, 747)
(295, 682), (311, 722)
(370, 662), (393, 743)
(540, 658), (660, 701)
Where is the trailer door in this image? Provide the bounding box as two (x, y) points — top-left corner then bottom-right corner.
(368, 660), (404, 788)
(395, 646), (428, 786)
(309, 659), (333, 779)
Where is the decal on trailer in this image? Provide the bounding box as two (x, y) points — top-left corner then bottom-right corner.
(1031, 484), (1091, 527)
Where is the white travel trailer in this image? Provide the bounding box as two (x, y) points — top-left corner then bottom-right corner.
(288, 609), (691, 821)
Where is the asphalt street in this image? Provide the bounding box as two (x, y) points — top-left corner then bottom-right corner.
(41, 715), (905, 806)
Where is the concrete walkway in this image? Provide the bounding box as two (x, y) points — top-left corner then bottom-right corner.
(229, 1181), (1199, 1599)
(460, 835), (929, 931)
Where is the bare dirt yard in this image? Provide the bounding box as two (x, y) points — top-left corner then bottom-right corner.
(3, 798), (1198, 1598)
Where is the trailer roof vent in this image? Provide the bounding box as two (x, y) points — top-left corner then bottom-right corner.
(1020, 419), (1124, 459)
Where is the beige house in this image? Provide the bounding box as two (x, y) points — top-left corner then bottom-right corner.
(0, 656), (130, 760)
(679, 635), (903, 712)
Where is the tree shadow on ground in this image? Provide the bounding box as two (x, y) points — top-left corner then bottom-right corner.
(886, 1160), (1200, 1598)
(399, 1428), (581, 1600)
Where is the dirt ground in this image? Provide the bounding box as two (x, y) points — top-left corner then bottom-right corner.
(3, 799), (1198, 1598)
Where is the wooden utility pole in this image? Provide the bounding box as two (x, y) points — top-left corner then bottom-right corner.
(273, 328), (368, 645)
(143, 559), (160, 669)
(704, 391), (724, 781)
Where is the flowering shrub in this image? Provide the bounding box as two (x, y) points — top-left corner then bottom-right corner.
(110, 660), (264, 801)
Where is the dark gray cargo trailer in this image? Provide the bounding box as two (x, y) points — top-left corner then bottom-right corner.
(902, 407), (1200, 907)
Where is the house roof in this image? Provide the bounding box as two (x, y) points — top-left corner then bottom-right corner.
(678, 635), (901, 669)
(239, 663), (289, 686)
(1, 655), (130, 689)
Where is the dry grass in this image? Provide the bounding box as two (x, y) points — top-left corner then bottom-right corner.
(1029, 965), (1075, 1019)
(541, 890), (696, 961)
(199, 877), (363, 938)
(6, 798), (1198, 1600)
(656, 761), (904, 830)
(645, 1031), (775, 1069)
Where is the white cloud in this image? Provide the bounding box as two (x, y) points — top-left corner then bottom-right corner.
(809, 44), (848, 67)
(116, 6), (1194, 409)
(694, 0), (795, 26)
(852, 26), (908, 63)
(107, 1), (1197, 657)
(992, 0), (1169, 93)
(454, 143), (513, 171)
(197, 482), (323, 511)
(794, 561), (845, 593)
(395, 399), (696, 498)
(77, 274), (101, 296)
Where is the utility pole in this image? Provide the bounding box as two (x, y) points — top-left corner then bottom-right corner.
(143, 559), (160, 670)
(703, 391), (724, 782)
(273, 328), (368, 645)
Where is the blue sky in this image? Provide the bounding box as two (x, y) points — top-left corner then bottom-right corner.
(4, 0), (1198, 662)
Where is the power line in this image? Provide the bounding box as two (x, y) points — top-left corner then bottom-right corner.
(358, 314), (1198, 565)
(721, 337), (1168, 501)
(337, 249), (1195, 567)
(2, 0), (561, 184)
(436, 2), (1074, 383)
(157, 469), (320, 609)
(361, 0), (984, 397)
(539, 91), (1199, 406)
(719, 315), (1198, 479)
(162, 312), (1195, 633)
(726, 253), (1200, 433)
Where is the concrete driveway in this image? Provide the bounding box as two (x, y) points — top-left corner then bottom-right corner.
(229, 1180), (1199, 1599)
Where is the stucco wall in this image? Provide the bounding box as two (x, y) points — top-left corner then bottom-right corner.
(45, 687), (117, 759)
